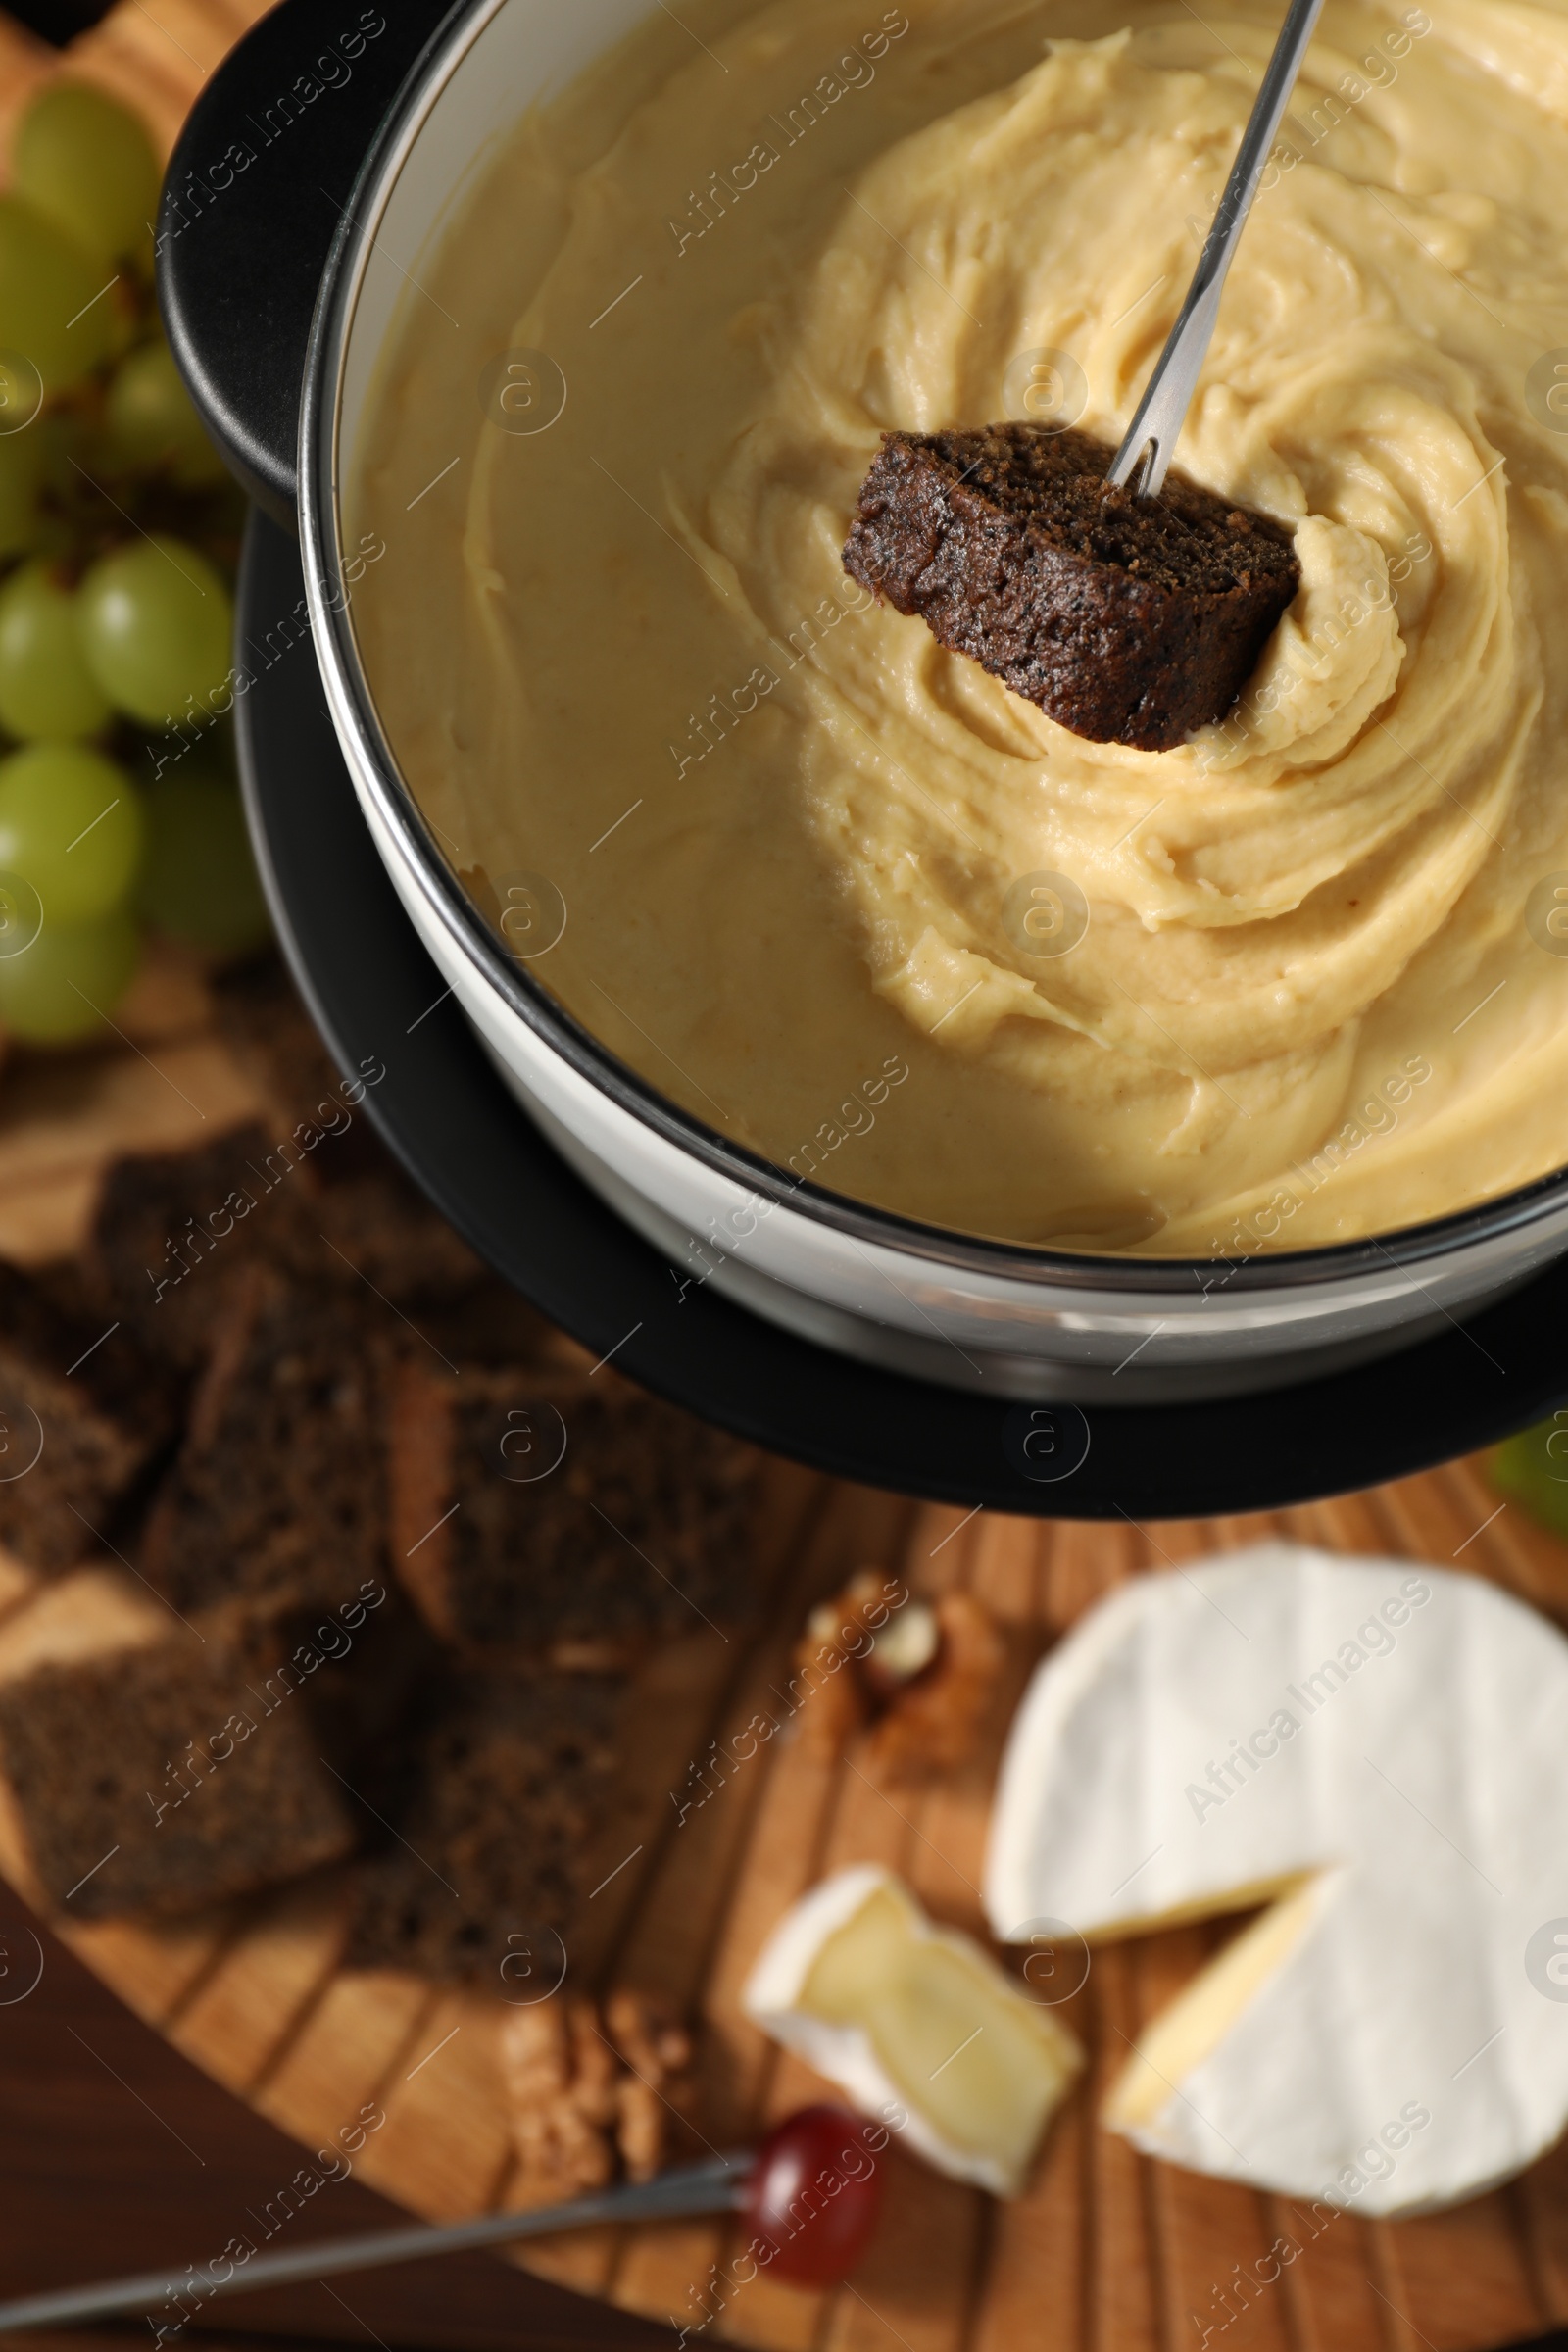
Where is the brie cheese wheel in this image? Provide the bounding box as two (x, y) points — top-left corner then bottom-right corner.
(984, 1542), (1568, 2214)
(743, 1864), (1083, 2195)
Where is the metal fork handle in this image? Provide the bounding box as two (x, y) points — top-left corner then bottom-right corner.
(0, 2152), (753, 2336)
(1107, 0), (1326, 496)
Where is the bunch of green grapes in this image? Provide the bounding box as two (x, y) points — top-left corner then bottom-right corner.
(0, 80), (268, 1046)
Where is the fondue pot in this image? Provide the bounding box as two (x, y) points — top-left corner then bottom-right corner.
(161, 0), (1568, 1444)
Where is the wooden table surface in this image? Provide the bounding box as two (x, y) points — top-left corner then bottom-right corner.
(0, 1868), (678, 2352)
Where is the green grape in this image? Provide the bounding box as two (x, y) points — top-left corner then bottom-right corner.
(33, 408), (75, 497)
(0, 742), (144, 922)
(138, 767), (270, 956)
(0, 902), (139, 1043)
(77, 537), (233, 727)
(0, 194), (119, 395)
(12, 83), (160, 270)
(105, 339), (224, 486)
(1490, 1419), (1568, 1542)
(0, 562), (111, 740)
(0, 428), (43, 561)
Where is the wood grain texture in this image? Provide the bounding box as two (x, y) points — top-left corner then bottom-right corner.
(5, 1458), (1553, 2352)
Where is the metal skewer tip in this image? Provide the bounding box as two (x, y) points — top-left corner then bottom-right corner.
(1107, 0), (1325, 499)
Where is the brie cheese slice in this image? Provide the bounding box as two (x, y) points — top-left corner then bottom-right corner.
(984, 1541), (1568, 2215)
(743, 1864), (1083, 2195)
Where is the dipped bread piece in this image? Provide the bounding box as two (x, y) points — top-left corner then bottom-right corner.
(843, 422), (1299, 752)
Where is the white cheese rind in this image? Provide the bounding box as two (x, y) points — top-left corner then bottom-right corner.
(984, 1541), (1568, 2215)
(743, 1865), (892, 2015)
(742, 1864), (1078, 2196)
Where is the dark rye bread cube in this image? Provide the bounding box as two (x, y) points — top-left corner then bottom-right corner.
(141, 1264), (391, 1619)
(0, 1261), (179, 1571)
(842, 422), (1300, 752)
(212, 956), (385, 1185)
(344, 1670), (620, 1983)
(387, 1363), (760, 1669)
(220, 1576), (437, 1810)
(214, 958), (485, 1306)
(87, 1121), (322, 1371)
(307, 1172), (485, 1314)
(90, 1120), (482, 1381)
(0, 1634), (356, 1919)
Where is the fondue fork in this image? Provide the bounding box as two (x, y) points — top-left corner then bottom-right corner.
(0, 2103), (885, 2332)
(0, 2155), (752, 2334)
(1107, 0), (1325, 497)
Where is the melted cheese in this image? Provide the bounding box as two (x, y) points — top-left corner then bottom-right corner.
(352, 0), (1568, 1251)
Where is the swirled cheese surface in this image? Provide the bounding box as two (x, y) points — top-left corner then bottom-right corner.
(351, 0), (1568, 1252)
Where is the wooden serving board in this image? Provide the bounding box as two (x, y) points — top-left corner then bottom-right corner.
(1, 1432), (1567, 2352)
(2, 11), (1568, 2352)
